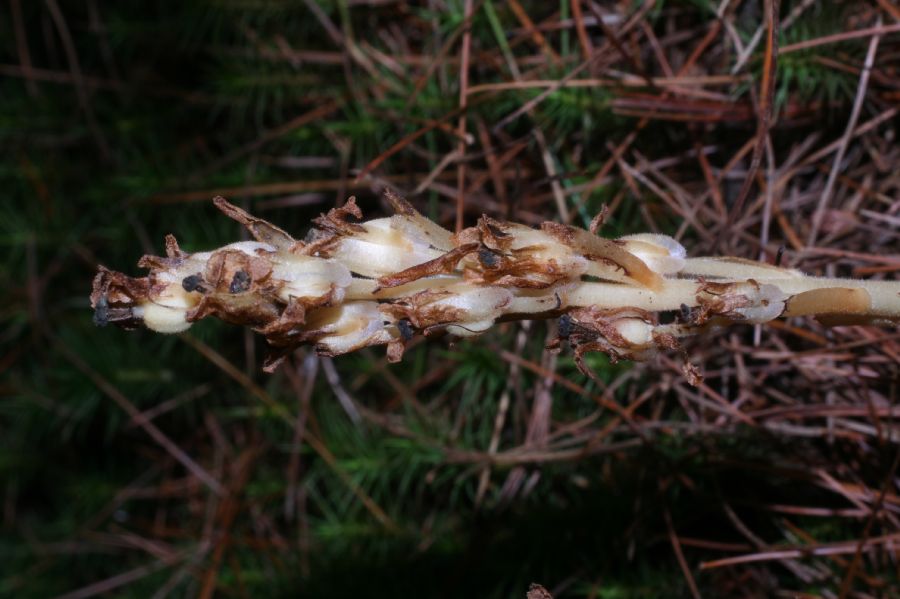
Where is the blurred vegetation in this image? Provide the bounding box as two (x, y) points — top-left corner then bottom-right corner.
(2, 1), (898, 597)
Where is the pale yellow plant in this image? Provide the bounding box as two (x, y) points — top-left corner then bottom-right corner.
(91, 193), (900, 383)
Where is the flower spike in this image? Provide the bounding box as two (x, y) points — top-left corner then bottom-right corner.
(91, 194), (900, 384)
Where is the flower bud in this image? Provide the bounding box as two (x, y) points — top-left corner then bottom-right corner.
(429, 285), (513, 337)
(617, 234), (686, 275)
(305, 301), (392, 355)
(137, 241), (278, 333)
(270, 254), (351, 302)
(734, 283), (786, 323)
(509, 226), (592, 279)
(612, 317), (654, 346)
(135, 302), (192, 334)
(330, 218), (445, 278)
(136, 262), (206, 334)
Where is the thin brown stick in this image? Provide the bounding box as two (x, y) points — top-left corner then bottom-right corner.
(54, 338), (225, 496)
(837, 447), (900, 598)
(663, 500), (702, 599)
(716, 0), (779, 250)
(780, 21), (900, 54)
(9, 0), (38, 97)
(456, 0), (474, 233)
(179, 334), (397, 531)
(507, 0), (561, 65)
(700, 532), (900, 570)
(44, 0), (110, 159)
(570, 0), (593, 65)
(807, 18), (882, 247)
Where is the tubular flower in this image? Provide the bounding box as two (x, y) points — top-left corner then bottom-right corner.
(91, 193), (900, 382)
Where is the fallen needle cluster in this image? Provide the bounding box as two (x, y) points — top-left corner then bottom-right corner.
(92, 194), (900, 384)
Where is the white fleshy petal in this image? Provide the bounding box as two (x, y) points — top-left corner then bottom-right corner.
(614, 318), (653, 346)
(617, 234), (686, 275)
(331, 236), (444, 278)
(137, 303), (192, 333)
(309, 302), (392, 354)
(431, 286), (512, 322)
(271, 254), (351, 301)
(735, 284), (786, 323)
